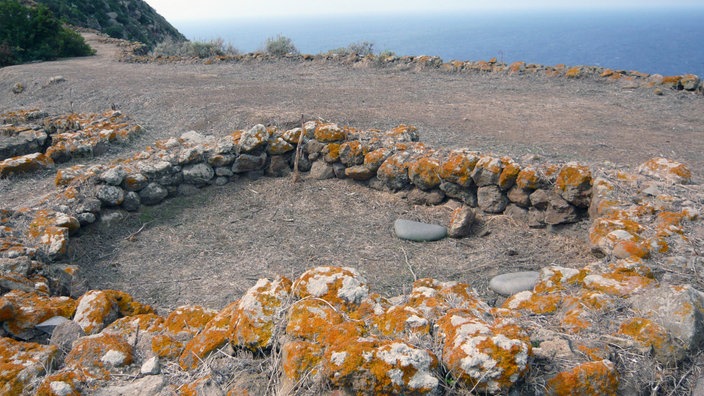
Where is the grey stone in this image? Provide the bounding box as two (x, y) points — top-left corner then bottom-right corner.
(507, 186), (531, 208)
(308, 152), (320, 161)
(0, 257), (31, 275)
(408, 188), (445, 206)
(36, 316), (71, 335)
(489, 271), (540, 296)
(291, 152), (312, 172)
(214, 176), (229, 186)
(545, 194), (579, 225)
(94, 375), (166, 396)
(305, 139), (326, 155)
(215, 166), (234, 177)
(239, 124), (269, 153)
(177, 184), (200, 196)
(137, 160), (173, 179)
(232, 152), (267, 173)
(448, 206), (476, 238)
(0, 129), (48, 160)
(529, 189), (550, 210)
(477, 185), (508, 213)
(50, 319), (85, 356)
(122, 191), (141, 212)
(182, 163), (214, 186)
(630, 284), (704, 364)
(266, 155), (291, 177)
(122, 173), (149, 192)
(96, 185), (125, 207)
(527, 208), (546, 228)
(180, 130), (215, 145)
(439, 182), (478, 207)
(141, 356), (161, 375)
(77, 198), (102, 214)
(76, 212), (96, 226)
(139, 183), (168, 205)
(209, 153), (236, 167)
(156, 171), (183, 186)
(99, 167), (127, 186)
(394, 219), (447, 242)
(309, 161), (335, 180)
(333, 163), (347, 179)
(49, 75), (66, 84)
(504, 204), (529, 223)
(471, 162), (502, 187)
(345, 165), (375, 181)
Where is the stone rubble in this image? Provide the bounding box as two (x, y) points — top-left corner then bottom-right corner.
(0, 112), (702, 394)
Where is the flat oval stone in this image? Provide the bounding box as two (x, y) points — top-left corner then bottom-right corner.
(489, 271), (540, 296)
(394, 219), (447, 242)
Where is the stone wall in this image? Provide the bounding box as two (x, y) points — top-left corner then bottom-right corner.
(0, 114), (702, 394)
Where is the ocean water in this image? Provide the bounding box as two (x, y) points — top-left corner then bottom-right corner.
(174, 9), (704, 77)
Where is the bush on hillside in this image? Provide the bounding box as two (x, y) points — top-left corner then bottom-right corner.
(327, 41), (375, 56)
(151, 37), (239, 58)
(265, 34), (298, 56)
(0, 0), (93, 67)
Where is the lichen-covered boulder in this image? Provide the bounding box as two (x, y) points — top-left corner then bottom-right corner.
(314, 123), (347, 143)
(151, 305), (217, 359)
(0, 152), (54, 178)
(286, 298), (344, 340)
(0, 337), (59, 395)
(407, 155), (442, 191)
(239, 124), (270, 152)
(555, 163), (592, 207)
(477, 185), (508, 213)
(437, 308), (531, 393)
(179, 300), (239, 370)
(64, 333), (133, 380)
(406, 278), (491, 321)
(377, 152), (412, 191)
(73, 290), (154, 335)
(546, 360), (619, 395)
(182, 163), (214, 186)
(96, 185), (125, 207)
(0, 290), (76, 339)
(447, 206), (475, 238)
(471, 156), (503, 187)
(339, 141), (367, 166)
(637, 157), (692, 184)
(617, 317), (681, 364)
(292, 266), (368, 311)
(229, 277), (292, 350)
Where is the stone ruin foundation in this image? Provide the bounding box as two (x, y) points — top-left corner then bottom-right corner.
(0, 111), (703, 395)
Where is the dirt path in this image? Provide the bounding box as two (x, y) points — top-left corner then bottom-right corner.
(1, 35), (702, 310)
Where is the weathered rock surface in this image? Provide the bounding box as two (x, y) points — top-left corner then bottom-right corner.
(489, 271), (540, 296)
(394, 219), (448, 241)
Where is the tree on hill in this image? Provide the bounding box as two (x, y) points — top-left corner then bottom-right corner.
(0, 0), (94, 66)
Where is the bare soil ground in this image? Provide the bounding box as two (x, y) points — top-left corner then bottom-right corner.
(1, 33), (702, 313)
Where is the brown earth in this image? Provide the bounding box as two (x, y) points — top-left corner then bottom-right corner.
(0, 33), (702, 313)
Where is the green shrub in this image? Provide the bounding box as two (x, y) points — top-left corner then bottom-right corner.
(265, 34), (298, 56)
(327, 41), (375, 56)
(0, 0), (93, 66)
(151, 37), (239, 58)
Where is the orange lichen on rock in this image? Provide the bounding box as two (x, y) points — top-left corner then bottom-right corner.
(151, 305), (218, 359)
(286, 298), (344, 340)
(559, 307), (592, 334)
(363, 147), (392, 171)
(437, 308), (531, 393)
(293, 266), (368, 312)
(0, 290), (76, 338)
(565, 66), (582, 78)
(322, 143), (341, 163)
(281, 340), (323, 382)
(406, 278), (491, 321)
(35, 369), (86, 396)
(338, 140), (368, 166)
(637, 157), (692, 184)
(533, 266), (588, 294)
(407, 155), (442, 190)
(230, 277), (292, 350)
(73, 289), (154, 335)
(502, 291), (562, 314)
(180, 300), (240, 370)
(314, 123), (347, 143)
(0, 337), (59, 395)
(498, 158), (521, 190)
(555, 163), (592, 207)
(0, 153), (55, 178)
(64, 333), (134, 380)
(371, 305), (431, 337)
(438, 150), (480, 187)
(547, 360), (619, 395)
(617, 317), (678, 362)
(583, 270), (654, 297)
(515, 167), (541, 190)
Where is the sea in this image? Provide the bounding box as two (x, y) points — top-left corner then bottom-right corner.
(173, 8), (704, 77)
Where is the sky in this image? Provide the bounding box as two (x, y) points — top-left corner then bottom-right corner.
(146, 0), (704, 21)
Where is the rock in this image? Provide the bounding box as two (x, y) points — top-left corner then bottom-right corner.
(544, 193), (579, 225)
(50, 319), (85, 358)
(437, 308), (531, 393)
(36, 315), (71, 335)
(65, 333), (134, 380)
(292, 266), (368, 310)
(471, 156), (503, 187)
(94, 375), (166, 396)
(637, 157), (692, 184)
(529, 189), (550, 210)
(408, 156), (442, 190)
(477, 185), (508, 213)
(96, 185), (125, 207)
(214, 176), (228, 186)
(229, 277), (292, 351)
(394, 219), (447, 242)
(507, 185), (531, 207)
(333, 162), (347, 179)
(0, 152), (54, 177)
(141, 356), (161, 375)
(179, 301), (238, 370)
(439, 150), (480, 187)
(0, 290), (76, 339)
(489, 271), (540, 296)
(232, 152), (267, 173)
(182, 163), (214, 186)
(338, 141), (366, 166)
(49, 75), (66, 84)
(122, 173), (149, 191)
(377, 152), (412, 191)
(308, 160), (335, 180)
(77, 198), (102, 214)
(291, 152), (312, 172)
(546, 360), (619, 395)
(555, 163), (592, 207)
(504, 204), (529, 223)
(364, 147), (392, 172)
(76, 212), (96, 225)
(345, 165), (375, 180)
(266, 155), (291, 177)
(439, 182), (477, 206)
(447, 206), (475, 238)
(73, 290), (153, 335)
(215, 166), (234, 177)
(122, 191), (141, 211)
(239, 124), (270, 152)
(0, 337), (58, 394)
(407, 188), (445, 205)
(152, 306), (216, 360)
(99, 167), (127, 186)
(314, 123), (347, 142)
(629, 284), (704, 359)
(139, 183), (168, 205)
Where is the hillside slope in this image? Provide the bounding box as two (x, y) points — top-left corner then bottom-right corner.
(34, 0), (185, 48)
